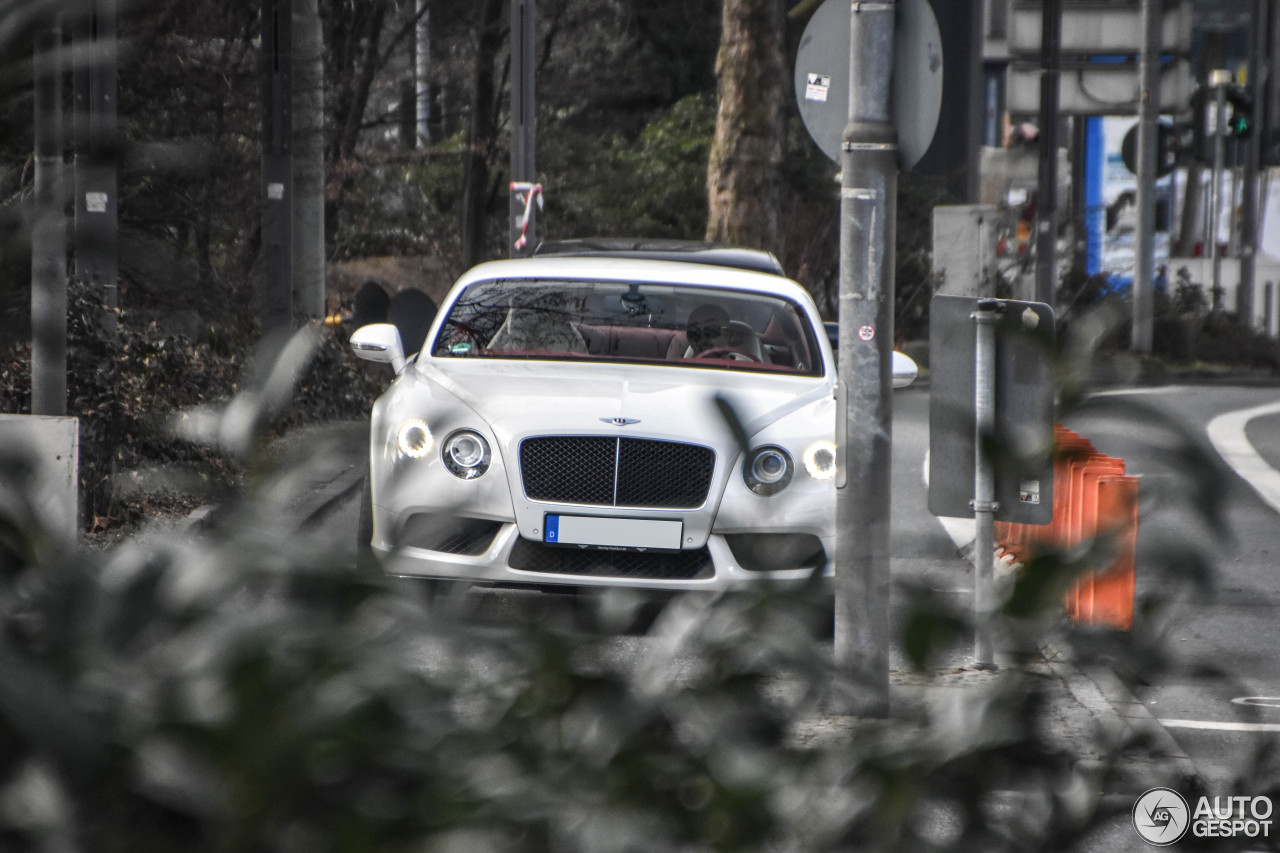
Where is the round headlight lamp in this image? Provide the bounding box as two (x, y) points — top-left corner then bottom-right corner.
(803, 440), (838, 481)
(396, 419), (433, 460)
(743, 445), (793, 496)
(442, 430), (491, 479)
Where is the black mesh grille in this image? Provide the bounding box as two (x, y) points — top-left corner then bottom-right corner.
(397, 514), (502, 556)
(508, 538), (713, 580)
(520, 436), (714, 509)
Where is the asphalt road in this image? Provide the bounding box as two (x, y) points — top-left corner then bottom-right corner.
(319, 381), (1280, 797)
(1066, 384), (1280, 797)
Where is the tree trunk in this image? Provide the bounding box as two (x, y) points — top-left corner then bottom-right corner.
(461, 0), (505, 269)
(705, 0), (785, 257)
(293, 0), (326, 320)
(334, 0), (387, 162)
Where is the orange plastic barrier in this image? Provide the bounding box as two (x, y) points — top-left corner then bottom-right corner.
(995, 425), (1139, 630)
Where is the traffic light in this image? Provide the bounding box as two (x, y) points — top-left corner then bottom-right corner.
(1225, 84), (1254, 138)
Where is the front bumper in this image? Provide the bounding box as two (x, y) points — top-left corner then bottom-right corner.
(372, 510), (832, 592)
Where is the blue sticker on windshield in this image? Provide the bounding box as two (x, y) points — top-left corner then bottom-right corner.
(449, 342), (473, 354)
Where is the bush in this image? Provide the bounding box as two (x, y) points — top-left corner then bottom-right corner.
(0, 339), (1247, 851)
(0, 281), (384, 537)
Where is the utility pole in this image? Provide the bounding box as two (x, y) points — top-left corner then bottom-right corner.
(1209, 69), (1230, 309)
(1239, 0), (1268, 325)
(509, 0), (536, 256)
(32, 22), (66, 417)
(1131, 0), (1160, 352)
(72, 0), (118, 334)
(834, 0), (897, 719)
(261, 0), (293, 340)
(1034, 0), (1061, 305)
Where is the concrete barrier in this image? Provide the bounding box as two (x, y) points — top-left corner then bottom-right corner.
(0, 415), (80, 543)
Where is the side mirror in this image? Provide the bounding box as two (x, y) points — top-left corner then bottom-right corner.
(891, 351), (919, 389)
(823, 322), (919, 389)
(350, 323), (406, 374)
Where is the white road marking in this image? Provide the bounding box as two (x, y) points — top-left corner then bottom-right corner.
(1149, 402), (1280, 740)
(1088, 385), (1189, 397)
(1206, 400), (1280, 516)
(1158, 718), (1280, 733)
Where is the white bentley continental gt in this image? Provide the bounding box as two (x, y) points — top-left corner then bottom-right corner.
(350, 242), (916, 593)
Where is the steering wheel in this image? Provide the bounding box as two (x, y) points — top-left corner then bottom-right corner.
(695, 346), (760, 362)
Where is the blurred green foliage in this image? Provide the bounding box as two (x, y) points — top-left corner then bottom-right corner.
(0, 281), (383, 535)
(1, 325), (1263, 852)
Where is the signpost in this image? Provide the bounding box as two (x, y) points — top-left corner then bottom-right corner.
(261, 0), (293, 340)
(795, 0), (941, 717)
(509, 0), (537, 256)
(73, 0), (118, 333)
(794, 0), (941, 170)
(928, 295), (1056, 667)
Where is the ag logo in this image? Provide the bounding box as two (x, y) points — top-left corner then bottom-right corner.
(1133, 787), (1190, 846)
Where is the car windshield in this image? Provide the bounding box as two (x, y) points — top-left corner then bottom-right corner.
(431, 278), (823, 376)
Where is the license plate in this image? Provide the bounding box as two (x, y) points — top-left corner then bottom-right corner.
(544, 514), (682, 551)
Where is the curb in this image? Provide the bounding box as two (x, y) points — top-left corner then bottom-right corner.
(297, 462), (366, 527)
(1043, 649), (1201, 795)
(939, 515), (1199, 795)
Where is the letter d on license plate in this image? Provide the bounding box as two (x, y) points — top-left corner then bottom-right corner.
(544, 514), (682, 551)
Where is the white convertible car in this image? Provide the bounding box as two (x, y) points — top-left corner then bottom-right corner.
(350, 241), (915, 592)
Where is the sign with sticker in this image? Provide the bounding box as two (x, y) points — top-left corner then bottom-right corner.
(805, 73), (831, 102)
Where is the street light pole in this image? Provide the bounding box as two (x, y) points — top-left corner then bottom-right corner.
(1131, 0), (1160, 353)
(834, 0), (897, 719)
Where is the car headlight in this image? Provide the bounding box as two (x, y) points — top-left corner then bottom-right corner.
(803, 440), (837, 481)
(396, 419), (433, 459)
(743, 445), (793, 496)
(442, 429), (491, 479)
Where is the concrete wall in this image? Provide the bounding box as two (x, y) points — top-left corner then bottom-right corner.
(0, 415), (79, 543)
(1166, 256), (1280, 337)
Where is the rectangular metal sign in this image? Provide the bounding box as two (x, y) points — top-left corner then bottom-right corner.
(928, 295), (1056, 525)
(1007, 1), (1192, 55)
(1005, 59), (1193, 116)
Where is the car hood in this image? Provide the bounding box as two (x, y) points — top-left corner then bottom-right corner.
(416, 358), (832, 443)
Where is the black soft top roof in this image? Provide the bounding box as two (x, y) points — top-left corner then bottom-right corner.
(533, 238), (785, 276)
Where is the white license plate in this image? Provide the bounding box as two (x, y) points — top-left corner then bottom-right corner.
(544, 514), (682, 551)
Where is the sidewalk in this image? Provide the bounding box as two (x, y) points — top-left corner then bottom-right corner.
(915, 516), (1199, 798)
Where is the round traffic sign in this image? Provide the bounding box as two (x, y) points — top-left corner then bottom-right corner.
(794, 0), (942, 169)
